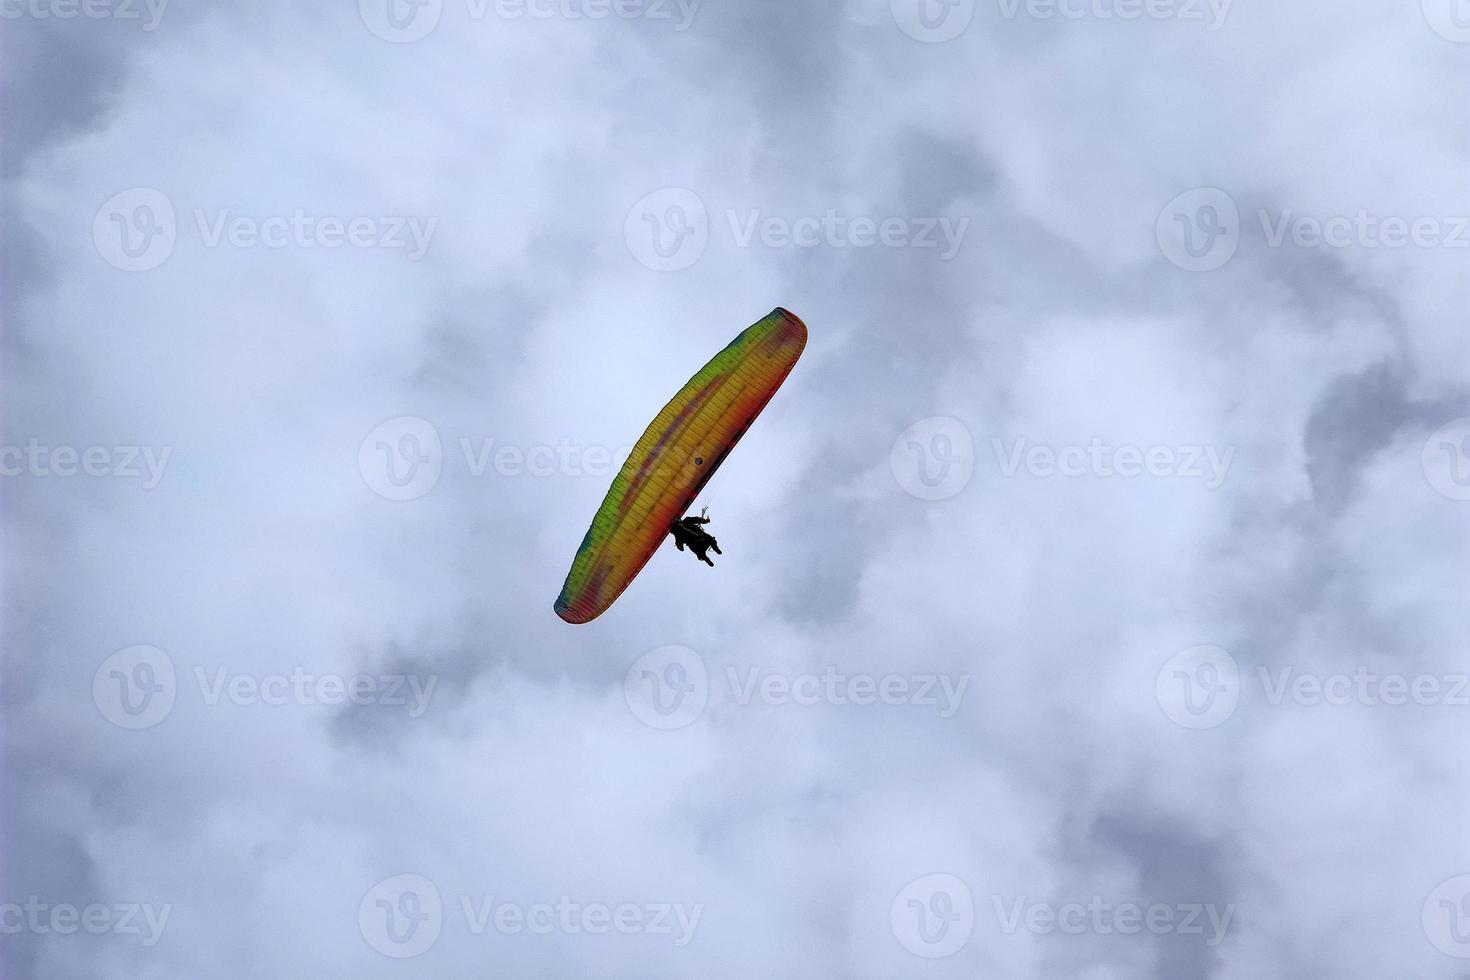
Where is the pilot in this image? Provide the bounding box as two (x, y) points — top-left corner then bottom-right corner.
(670, 508), (722, 567)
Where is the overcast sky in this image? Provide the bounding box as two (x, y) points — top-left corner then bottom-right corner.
(3, 1), (1468, 977)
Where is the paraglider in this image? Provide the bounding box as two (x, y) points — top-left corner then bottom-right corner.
(554, 308), (807, 624)
(671, 507), (721, 566)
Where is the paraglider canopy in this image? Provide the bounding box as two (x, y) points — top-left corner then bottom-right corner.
(554, 308), (807, 624)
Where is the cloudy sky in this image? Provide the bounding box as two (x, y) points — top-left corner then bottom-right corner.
(3, 0), (1468, 977)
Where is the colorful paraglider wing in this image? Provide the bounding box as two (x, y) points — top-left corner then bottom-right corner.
(554, 308), (807, 624)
